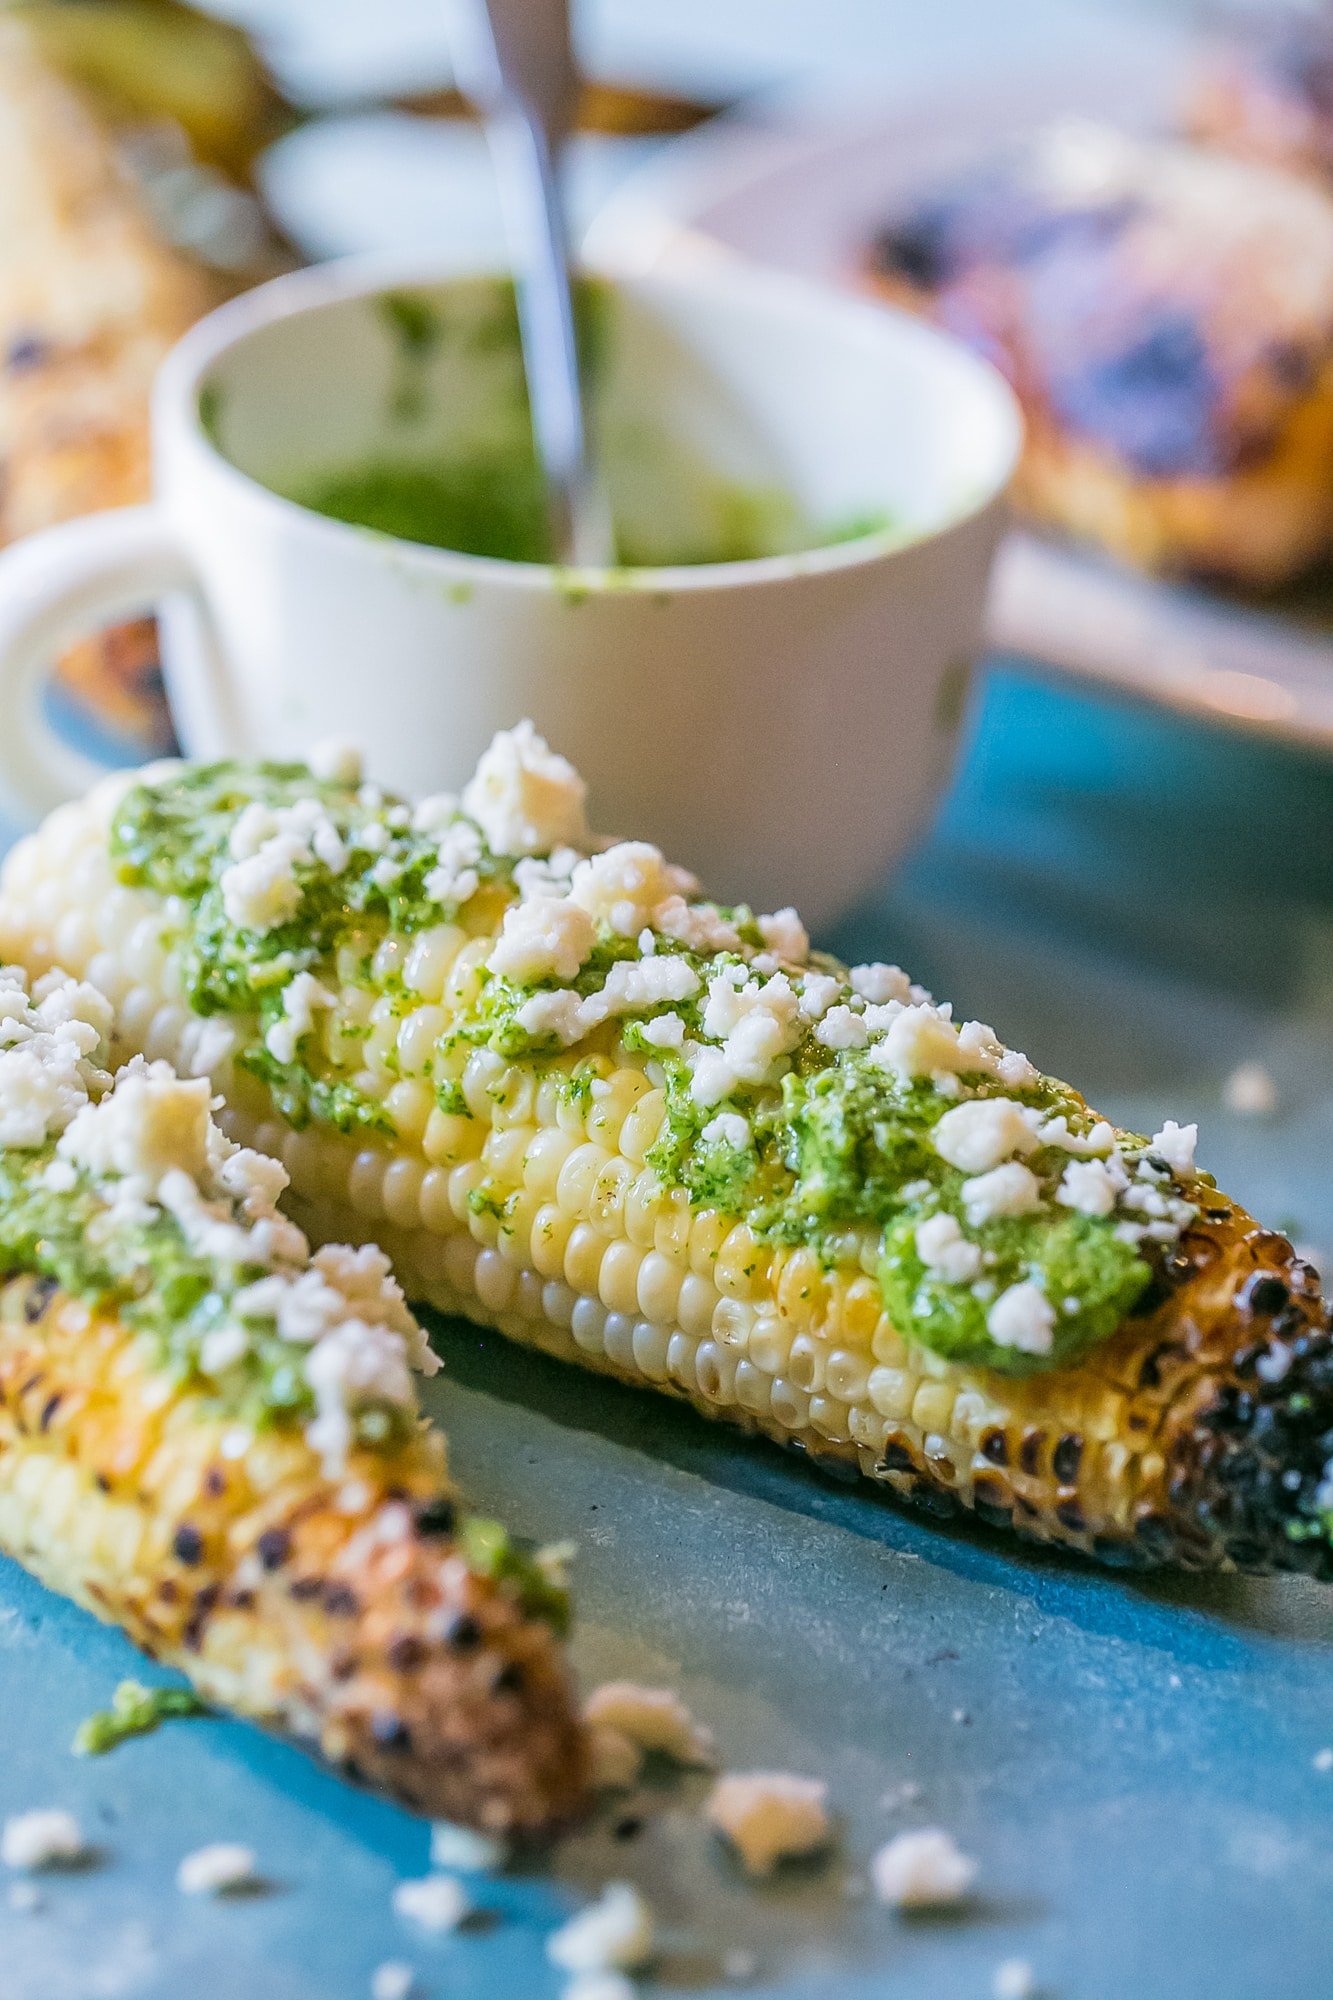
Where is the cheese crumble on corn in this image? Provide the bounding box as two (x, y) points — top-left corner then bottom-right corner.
(6, 727), (1333, 1574)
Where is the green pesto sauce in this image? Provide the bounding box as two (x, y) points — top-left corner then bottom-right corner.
(73, 1680), (208, 1756)
(458, 1517), (571, 1637)
(113, 761), (516, 1136)
(286, 458), (890, 570)
(0, 1142), (410, 1447)
(112, 762), (1164, 1376)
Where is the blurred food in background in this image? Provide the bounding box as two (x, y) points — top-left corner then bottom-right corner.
(0, 2), (293, 749)
(1186, 3), (1333, 188)
(866, 118), (1333, 590)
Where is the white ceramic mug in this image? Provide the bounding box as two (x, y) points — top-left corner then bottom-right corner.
(0, 247), (1019, 923)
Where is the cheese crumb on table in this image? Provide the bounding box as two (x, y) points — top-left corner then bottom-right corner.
(871, 1827), (976, 1908)
(1313, 1747), (1333, 1772)
(429, 1821), (507, 1872)
(1223, 1061), (1278, 1118)
(705, 1772), (832, 1876)
(176, 1843), (261, 1896)
(993, 1959), (1037, 2000)
(583, 1683), (715, 1768)
(588, 1724), (644, 1791)
(2, 1809), (87, 1870)
(392, 1873), (471, 1932)
(370, 1963), (415, 2000)
(546, 1882), (655, 1974)
(722, 1947), (758, 1981)
(562, 1976), (637, 2000)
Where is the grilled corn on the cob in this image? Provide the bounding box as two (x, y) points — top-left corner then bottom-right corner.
(0, 965), (585, 1832)
(4, 732), (1331, 1576)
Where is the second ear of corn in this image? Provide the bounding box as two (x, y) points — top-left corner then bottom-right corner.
(3, 745), (1331, 1577)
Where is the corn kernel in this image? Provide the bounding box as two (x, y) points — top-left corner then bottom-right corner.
(597, 1240), (642, 1317)
(530, 1203), (575, 1279)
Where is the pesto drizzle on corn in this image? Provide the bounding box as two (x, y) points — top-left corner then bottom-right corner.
(107, 730), (1207, 1375)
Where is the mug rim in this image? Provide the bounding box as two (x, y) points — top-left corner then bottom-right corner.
(156, 246), (1023, 595)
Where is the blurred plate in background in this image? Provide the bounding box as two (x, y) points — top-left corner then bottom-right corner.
(585, 24), (1333, 756)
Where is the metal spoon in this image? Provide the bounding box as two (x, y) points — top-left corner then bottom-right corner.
(451, 0), (612, 566)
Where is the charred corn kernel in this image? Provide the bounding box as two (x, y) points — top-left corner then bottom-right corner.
(12, 761), (1333, 1579)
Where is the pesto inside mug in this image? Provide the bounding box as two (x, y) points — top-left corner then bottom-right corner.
(209, 279), (890, 569)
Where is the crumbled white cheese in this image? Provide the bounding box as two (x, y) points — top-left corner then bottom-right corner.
(987, 1281), (1056, 1356)
(2, 1809), (87, 1871)
(815, 1005), (870, 1053)
(264, 972), (334, 1065)
(488, 895), (596, 985)
(461, 721), (589, 857)
(176, 1843), (261, 1896)
(722, 1948), (759, 1982)
(993, 1958), (1037, 2000)
(653, 897), (742, 955)
(60, 1064), (211, 1185)
(869, 1007), (1037, 1087)
(798, 972), (842, 1021)
(429, 1822), (507, 1872)
(638, 1013), (685, 1051)
(307, 740), (363, 786)
(304, 1315), (420, 1474)
(1057, 1155), (1128, 1218)
(581, 956), (701, 1026)
(960, 1162), (1043, 1226)
(915, 1213), (983, 1284)
(1223, 1062), (1277, 1118)
(582, 1683), (715, 1768)
(546, 1883), (655, 1974)
(1037, 1114), (1115, 1157)
(705, 1772), (832, 1876)
(393, 1874), (471, 1932)
(850, 963), (915, 1006)
(588, 1726), (644, 1790)
(702, 1112), (751, 1152)
(870, 1827), (975, 1908)
(1150, 1120), (1198, 1179)
(693, 969), (802, 1102)
(516, 990), (588, 1047)
(1313, 1747), (1333, 1773)
(423, 819), (484, 910)
(0, 970), (111, 1146)
(570, 843), (695, 937)
(370, 1962), (415, 2000)
(220, 797), (347, 930)
(931, 1099), (1039, 1174)
(411, 792), (458, 835)
(757, 908), (809, 964)
(513, 846), (581, 900)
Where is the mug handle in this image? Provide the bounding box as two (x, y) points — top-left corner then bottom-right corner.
(0, 506), (197, 824)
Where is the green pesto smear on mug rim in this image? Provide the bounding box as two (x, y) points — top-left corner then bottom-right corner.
(109, 760), (1204, 1377)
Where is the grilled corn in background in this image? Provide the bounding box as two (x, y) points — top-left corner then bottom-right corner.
(3, 731), (1331, 1577)
(0, 966), (585, 1833)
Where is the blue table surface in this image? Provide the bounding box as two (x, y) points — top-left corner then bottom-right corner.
(5, 660), (1333, 2000)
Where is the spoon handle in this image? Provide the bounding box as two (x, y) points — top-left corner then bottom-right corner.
(454, 0), (611, 566)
